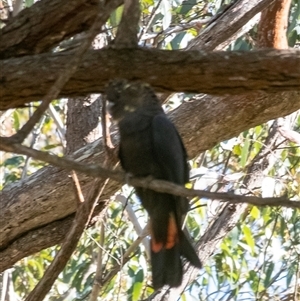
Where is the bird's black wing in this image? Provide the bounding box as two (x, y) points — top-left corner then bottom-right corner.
(151, 113), (189, 185)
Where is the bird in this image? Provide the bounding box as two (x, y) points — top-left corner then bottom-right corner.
(106, 79), (201, 290)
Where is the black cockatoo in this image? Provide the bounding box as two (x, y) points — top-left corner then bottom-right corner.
(106, 79), (201, 290)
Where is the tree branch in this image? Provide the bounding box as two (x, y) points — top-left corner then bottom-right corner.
(25, 176), (102, 301)
(0, 0), (123, 58)
(170, 91), (300, 155)
(2, 0), (120, 145)
(187, 0), (276, 50)
(0, 139), (298, 212)
(1, 48), (300, 109)
(114, 0), (140, 47)
(0, 202), (106, 272)
(257, 0), (292, 49)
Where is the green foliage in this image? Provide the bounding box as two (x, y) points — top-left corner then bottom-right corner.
(109, 5), (124, 29)
(288, 0), (300, 46)
(25, 0), (35, 7)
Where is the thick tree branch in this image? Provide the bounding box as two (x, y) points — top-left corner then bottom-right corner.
(0, 0), (123, 58)
(170, 91), (300, 155)
(187, 0), (276, 50)
(114, 0), (140, 47)
(257, 0), (291, 49)
(0, 203), (106, 272)
(25, 175), (102, 301)
(1, 48), (300, 109)
(2, 0), (121, 145)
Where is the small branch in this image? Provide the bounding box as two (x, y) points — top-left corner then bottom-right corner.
(71, 171), (85, 205)
(89, 219), (105, 301)
(0, 137), (122, 179)
(116, 194), (150, 258)
(101, 225), (149, 285)
(21, 115), (46, 179)
(47, 104), (66, 140)
(101, 96), (114, 151)
(138, 0), (163, 42)
(139, 18), (212, 44)
(0, 139), (298, 209)
(6, 99), (52, 144)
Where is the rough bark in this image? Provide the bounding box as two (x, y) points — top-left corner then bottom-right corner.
(114, 0), (140, 47)
(0, 0), (123, 58)
(0, 0), (270, 58)
(171, 91), (300, 155)
(1, 48), (300, 109)
(65, 96), (102, 154)
(257, 0), (291, 49)
(187, 0), (276, 50)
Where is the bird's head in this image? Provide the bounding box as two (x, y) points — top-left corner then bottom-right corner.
(106, 79), (159, 122)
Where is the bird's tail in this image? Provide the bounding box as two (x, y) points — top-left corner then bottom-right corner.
(150, 214), (202, 290)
